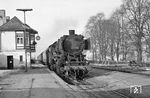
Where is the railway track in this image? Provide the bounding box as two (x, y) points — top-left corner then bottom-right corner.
(64, 67), (131, 98)
(76, 80), (130, 98)
(49, 67), (140, 98)
(59, 77), (130, 98)
(65, 81), (99, 98)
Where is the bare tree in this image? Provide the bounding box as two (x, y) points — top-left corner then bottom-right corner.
(85, 16), (100, 61)
(110, 9), (122, 61)
(122, 0), (150, 64)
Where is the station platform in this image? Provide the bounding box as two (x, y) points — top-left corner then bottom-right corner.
(0, 64), (84, 98)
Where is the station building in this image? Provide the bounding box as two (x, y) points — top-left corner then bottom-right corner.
(0, 10), (38, 69)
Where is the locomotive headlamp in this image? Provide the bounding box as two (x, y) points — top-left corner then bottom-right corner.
(66, 61), (68, 64)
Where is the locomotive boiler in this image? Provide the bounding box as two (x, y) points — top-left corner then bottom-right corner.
(39, 30), (90, 80)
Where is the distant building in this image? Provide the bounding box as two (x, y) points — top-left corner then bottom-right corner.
(0, 10), (38, 69)
(0, 10), (10, 26)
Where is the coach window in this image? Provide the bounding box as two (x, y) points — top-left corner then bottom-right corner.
(20, 55), (23, 62)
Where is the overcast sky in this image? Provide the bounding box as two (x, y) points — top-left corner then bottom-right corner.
(0, 0), (122, 56)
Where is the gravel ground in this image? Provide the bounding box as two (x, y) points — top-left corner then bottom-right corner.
(83, 67), (150, 98)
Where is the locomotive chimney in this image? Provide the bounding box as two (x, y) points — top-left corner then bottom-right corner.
(69, 30), (75, 35)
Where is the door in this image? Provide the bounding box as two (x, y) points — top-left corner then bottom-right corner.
(7, 56), (13, 69)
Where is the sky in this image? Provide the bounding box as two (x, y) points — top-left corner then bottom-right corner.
(0, 0), (122, 57)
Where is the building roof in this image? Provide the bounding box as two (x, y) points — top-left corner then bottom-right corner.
(0, 16), (38, 34)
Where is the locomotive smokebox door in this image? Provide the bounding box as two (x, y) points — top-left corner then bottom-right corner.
(69, 30), (75, 35)
(84, 38), (91, 50)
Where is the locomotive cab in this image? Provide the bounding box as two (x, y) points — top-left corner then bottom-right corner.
(84, 38), (91, 50)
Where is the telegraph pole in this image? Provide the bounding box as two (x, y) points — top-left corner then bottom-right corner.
(16, 9), (32, 24)
(16, 9), (33, 72)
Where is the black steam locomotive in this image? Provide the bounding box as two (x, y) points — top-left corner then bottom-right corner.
(38, 30), (90, 80)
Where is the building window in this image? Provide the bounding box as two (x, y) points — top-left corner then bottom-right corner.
(25, 33), (29, 46)
(20, 55), (23, 62)
(25, 37), (29, 45)
(16, 33), (24, 44)
(30, 34), (35, 44)
(17, 37), (23, 44)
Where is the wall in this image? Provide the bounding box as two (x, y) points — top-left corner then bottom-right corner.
(0, 31), (32, 69)
(1, 31), (16, 51)
(0, 50), (31, 68)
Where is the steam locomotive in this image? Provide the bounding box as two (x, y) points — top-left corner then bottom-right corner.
(38, 30), (90, 80)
